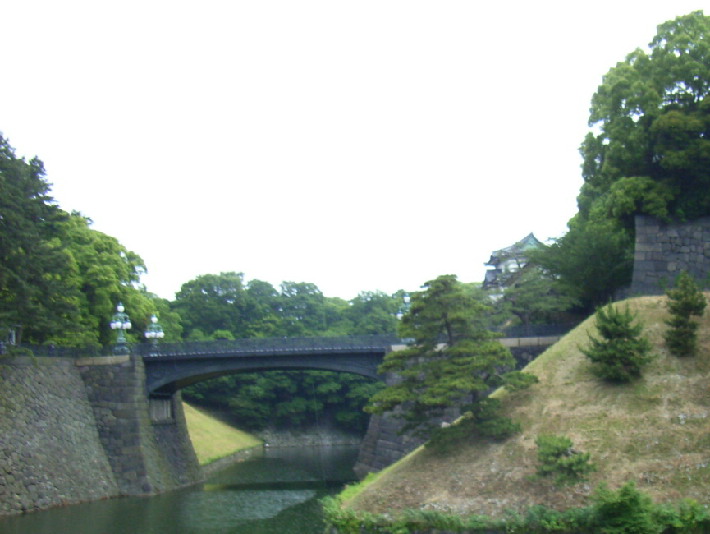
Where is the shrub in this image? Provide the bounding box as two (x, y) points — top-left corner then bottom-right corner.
(426, 398), (521, 453)
(654, 498), (710, 533)
(535, 434), (596, 486)
(321, 490), (710, 533)
(470, 398), (522, 440)
(581, 303), (652, 382)
(2, 346), (35, 358)
(664, 271), (707, 357)
(592, 482), (662, 534)
(521, 505), (596, 533)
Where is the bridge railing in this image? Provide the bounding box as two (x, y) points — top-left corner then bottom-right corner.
(136, 334), (402, 358)
(2, 335), (401, 359)
(494, 322), (578, 339)
(4, 325), (577, 359)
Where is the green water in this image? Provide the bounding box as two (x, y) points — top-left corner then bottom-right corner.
(0, 445), (358, 534)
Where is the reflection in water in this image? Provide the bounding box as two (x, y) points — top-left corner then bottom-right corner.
(0, 445), (359, 534)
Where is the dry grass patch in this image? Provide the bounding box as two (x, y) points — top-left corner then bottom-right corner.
(346, 295), (710, 518)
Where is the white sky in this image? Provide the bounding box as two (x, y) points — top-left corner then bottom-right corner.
(1, 1), (706, 300)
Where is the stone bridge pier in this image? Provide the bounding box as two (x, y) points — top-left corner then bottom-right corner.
(77, 354), (199, 495)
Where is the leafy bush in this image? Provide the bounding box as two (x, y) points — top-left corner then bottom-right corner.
(664, 271), (707, 357)
(519, 505), (596, 533)
(581, 304), (652, 382)
(322, 488), (710, 533)
(592, 482), (662, 534)
(2, 346), (35, 358)
(469, 397), (522, 440)
(535, 434), (596, 486)
(657, 498), (710, 533)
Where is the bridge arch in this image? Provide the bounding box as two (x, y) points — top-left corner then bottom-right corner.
(140, 335), (399, 395)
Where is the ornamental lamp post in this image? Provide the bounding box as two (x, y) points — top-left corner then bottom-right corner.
(397, 293), (415, 345)
(144, 314), (164, 355)
(110, 302), (132, 354)
(396, 293), (411, 320)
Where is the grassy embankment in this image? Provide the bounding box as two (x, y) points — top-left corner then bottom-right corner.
(182, 402), (262, 465)
(340, 295), (710, 518)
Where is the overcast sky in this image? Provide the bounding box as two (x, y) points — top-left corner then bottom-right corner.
(2, 1), (705, 301)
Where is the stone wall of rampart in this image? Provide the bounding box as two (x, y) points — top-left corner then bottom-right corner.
(77, 354), (199, 496)
(0, 354), (200, 517)
(630, 215), (710, 295)
(0, 357), (118, 515)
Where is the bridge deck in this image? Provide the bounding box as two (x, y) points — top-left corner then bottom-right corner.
(136, 334), (399, 359)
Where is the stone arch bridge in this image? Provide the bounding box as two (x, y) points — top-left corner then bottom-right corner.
(60, 332), (561, 497)
(140, 334), (400, 395)
(138, 332), (562, 396)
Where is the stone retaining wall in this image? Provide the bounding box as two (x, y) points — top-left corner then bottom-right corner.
(630, 215), (710, 295)
(0, 354), (201, 517)
(257, 427), (363, 448)
(77, 354), (199, 496)
(0, 357), (118, 515)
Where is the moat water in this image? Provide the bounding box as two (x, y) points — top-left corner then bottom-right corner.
(0, 445), (359, 534)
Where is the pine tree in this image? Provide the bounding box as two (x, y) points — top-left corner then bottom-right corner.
(581, 304), (652, 382)
(535, 434), (596, 486)
(664, 271), (707, 357)
(365, 274), (536, 438)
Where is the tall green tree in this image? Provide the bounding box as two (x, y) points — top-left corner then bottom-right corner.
(58, 212), (153, 345)
(366, 274), (535, 437)
(278, 281), (325, 336)
(0, 135), (155, 345)
(244, 279), (283, 337)
(497, 265), (577, 330)
(0, 135), (81, 343)
(345, 291), (399, 335)
(580, 11), (710, 222)
(537, 11), (710, 309)
(172, 272), (250, 339)
(322, 296), (351, 335)
(530, 219), (633, 309)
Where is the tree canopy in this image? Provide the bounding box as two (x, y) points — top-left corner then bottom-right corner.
(0, 134), (163, 345)
(535, 11), (710, 309)
(175, 274), (403, 434)
(0, 134), (77, 342)
(580, 10), (710, 223)
(0, 131), (450, 435)
(58, 212), (154, 345)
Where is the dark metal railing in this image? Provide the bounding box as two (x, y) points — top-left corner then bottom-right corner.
(495, 323), (578, 339)
(136, 334), (401, 358)
(4, 325), (576, 360)
(4, 335), (401, 359)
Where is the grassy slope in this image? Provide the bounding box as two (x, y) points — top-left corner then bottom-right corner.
(345, 296), (710, 518)
(182, 402), (262, 465)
